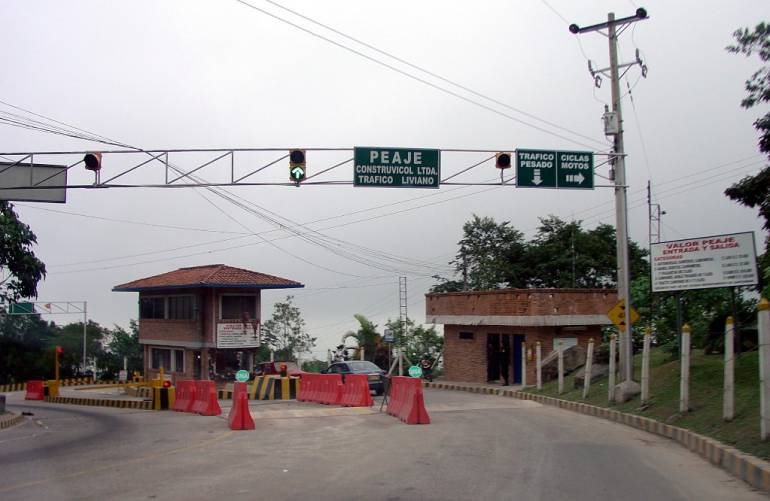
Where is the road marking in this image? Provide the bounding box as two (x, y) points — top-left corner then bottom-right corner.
(0, 430), (235, 493)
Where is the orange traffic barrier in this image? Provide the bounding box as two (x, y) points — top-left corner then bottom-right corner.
(319, 374), (343, 405)
(172, 380), (197, 412)
(297, 374), (313, 402)
(191, 380), (221, 416)
(25, 380), (44, 400)
(339, 374), (373, 407)
(228, 382), (255, 430)
(387, 377), (430, 425)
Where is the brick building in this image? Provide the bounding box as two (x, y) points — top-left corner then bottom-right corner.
(113, 264), (303, 382)
(425, 289), (617, 385)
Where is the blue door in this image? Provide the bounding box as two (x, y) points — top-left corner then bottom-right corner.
(512, 335), (525, 384)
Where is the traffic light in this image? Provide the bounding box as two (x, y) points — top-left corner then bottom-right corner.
(289, 149), (306, 183)
(55, 346), (64, 355)
(495, 152), (511, 169)
(84, 152), (102, 171)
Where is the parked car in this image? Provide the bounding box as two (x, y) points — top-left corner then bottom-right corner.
(254, 361), (303, 377)
(322, 360), (385, 395)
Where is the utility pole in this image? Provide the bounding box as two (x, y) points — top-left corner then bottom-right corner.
(398, 276), (408, 376)
(570, 8), (648, 402)
(83, 301), (88, 373)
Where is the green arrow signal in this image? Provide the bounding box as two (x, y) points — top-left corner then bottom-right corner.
(291, 166), (305, 180)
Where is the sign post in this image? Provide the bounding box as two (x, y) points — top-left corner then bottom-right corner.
(515, 149), (593, 189)
(354, 147), (440, 188)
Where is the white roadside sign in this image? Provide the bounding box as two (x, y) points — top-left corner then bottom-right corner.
(651, 232), (758, 292)
(216, 323), (260, 349)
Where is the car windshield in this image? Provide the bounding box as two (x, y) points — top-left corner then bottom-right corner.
(346, 361), (381, 373)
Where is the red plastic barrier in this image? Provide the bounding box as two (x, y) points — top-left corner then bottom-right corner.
(172, 380), (197, 412)
(339, 374), (373, 407)
(228, 382), (255, 430)
(191, 380), (221, 416)
(318, 374), (343, 405)
(25, 380), (44, 400)
(297, 374), (313, 402)
(387, 377), (430, 424)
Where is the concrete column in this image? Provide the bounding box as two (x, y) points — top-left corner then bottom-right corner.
(724, 316), (734, 422)
(521, 341), (527, 387)
(536, 342), (542, 391)
(680, 324), (691, 413)
(557, 341), (564, 395)
(583, 338), (594, 399)
(759, 298), (770, 440)
(641, 328), (651, 405)
(608, 334), (617, 403)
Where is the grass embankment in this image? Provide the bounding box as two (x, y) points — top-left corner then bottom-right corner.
(525, 347), (770, 459)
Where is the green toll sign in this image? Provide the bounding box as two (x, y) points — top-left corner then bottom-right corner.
(235, 369), (250, 382)
(408, 365), (423, 378)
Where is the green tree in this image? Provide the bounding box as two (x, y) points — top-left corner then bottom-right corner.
(57, 320), (109, 376)
(100, 320), (142, 379)
(0, 201), (46, 303)
(725, 22), (770, 296)
(384, 317), (443, 365)
(261, 296), (316, 361)
(431, 214), (529, 292)
(0, 313), (57, 383)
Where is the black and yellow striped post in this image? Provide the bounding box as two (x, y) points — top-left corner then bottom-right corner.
(152, 385), (176, 410)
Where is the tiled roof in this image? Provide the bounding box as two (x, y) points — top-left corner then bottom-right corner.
(113, 264), (304, 292)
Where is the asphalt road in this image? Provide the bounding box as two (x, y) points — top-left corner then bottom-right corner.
(0, 389), (764, 501)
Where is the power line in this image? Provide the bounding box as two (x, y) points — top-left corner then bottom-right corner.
(233, 0), (607, 151)
(263, 0), (606, 149)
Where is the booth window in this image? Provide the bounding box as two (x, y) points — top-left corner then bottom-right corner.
(221, 295), (257, 320)
(459, 331), (475, 340)
(140, 297), (165, 319)
(151, 348), (171, 370)
(174, 349), (185, 372)
(168, 296), (194, 320)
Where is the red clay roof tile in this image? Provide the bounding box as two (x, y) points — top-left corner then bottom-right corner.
(113, 264), (303, 292)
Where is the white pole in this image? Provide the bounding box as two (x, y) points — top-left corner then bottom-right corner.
(82, 301), (88, 374)
(759, 298), (770, 440)
(521, 341), (527, 387)
(360, 347), (365, 361)
(123, 356), (128, 372)
(641, 329), (651, 405)
(557, 341), (564, 395)
(608, 334), (617, 403)
(680, 324), (691, 413)
(724, 316), (735, 421)
(583, 338), (594, 398)
(583, 338), (594, 399)
(536, 342), (542, 391)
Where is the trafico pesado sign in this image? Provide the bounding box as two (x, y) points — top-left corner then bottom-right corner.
(354, 147), (440, 188)
(216, 322), (260, 349)
(651, 231), (758, 292)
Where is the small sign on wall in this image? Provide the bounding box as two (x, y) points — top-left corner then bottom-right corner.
(217, 323), (260, 349)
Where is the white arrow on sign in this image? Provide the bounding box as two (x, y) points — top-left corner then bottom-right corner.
(291, 166), (305, 180)
(532, 169), (542, 185)
(566, 173), (585, 184)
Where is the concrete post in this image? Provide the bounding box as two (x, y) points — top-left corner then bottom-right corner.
(557, 341), (564, 395)
(758, 298), (770, 440)
(521, 342), (527, 387)
(583, 338), (594, 399)
(641, 328), (651, 405)
(608, 334), (617, 403)
(724, 316), (734, 422)
(536, 342), (542, 391)
(680, 324), (691, 413)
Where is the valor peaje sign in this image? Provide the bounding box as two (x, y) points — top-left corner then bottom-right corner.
(651, 232), (759, 292)
(217, 323), (260, 349)
(354, 147), (440, 188)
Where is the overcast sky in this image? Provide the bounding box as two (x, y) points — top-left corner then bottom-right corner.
(1, 0), (769, 359)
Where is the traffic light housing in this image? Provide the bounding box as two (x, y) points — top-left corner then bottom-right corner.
(84, 152), (102, 171)
(55, 346), (64, 355)
(495, 152), (512, 169)
(289, 149), (306, 183)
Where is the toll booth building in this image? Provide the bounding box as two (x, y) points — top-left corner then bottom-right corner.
(113, 264), (303, 383)
(425, 289), (617, 385)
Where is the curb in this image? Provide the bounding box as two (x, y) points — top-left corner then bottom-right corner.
(424, 381), (770, 493)
(0, 413), (26, 430)
(44, 396), (152, 410)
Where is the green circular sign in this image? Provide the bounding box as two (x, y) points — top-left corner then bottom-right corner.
(408, 365), (423, 378)
(235, 370), (249, 382)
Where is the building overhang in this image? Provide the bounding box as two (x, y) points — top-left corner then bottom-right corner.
(426, 314), (612, 327)
(139, 339), (217, 349)
(113, 284), (305, 293)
